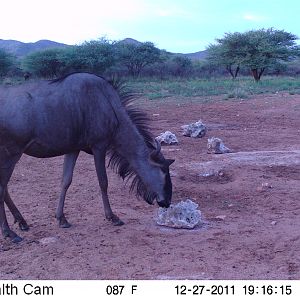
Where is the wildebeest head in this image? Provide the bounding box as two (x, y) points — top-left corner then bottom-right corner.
(110, 140), (174, 208)
(147, 141), (175, 208)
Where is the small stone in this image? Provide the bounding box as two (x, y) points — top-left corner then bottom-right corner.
(39, 237), (59, 245)
(165, 148), (181, 152)
(262, 182), (272, 188)
(215, 215), (226, 221)
(257, 182), (273, 192)
(271, 221), (277, 226)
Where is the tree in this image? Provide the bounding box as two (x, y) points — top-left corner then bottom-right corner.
(242, 29), (299, 81)
(116, 42), (161, 77)
(22, 48), (66, 78)
(62, 39), (115, 74)
(141, 50), (171, 78)
(207, 32), (246, 79)
(207, 28), (300, 81)
(0, 48), (15, 78)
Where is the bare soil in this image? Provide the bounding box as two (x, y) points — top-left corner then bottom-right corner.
(1, 93), (300, 280)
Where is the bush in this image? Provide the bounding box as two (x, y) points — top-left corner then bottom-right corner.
(22, 48), (66, 78)
(0, 48), (15, 78)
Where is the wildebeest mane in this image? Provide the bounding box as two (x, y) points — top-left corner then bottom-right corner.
(51, 73), (157, 202)
(107, 77), (158, 203)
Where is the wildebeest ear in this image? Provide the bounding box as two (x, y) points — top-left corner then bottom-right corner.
(166, 159), (175, 166)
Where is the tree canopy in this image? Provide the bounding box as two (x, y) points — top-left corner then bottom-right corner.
(207, 28), (300, 81)
(115, 42), (161, 77)
(61, 39), (115, 74)
(21, 39), (162, 78)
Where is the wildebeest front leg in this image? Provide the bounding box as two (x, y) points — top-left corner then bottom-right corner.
(56, 151), (79, 228)
(93, 147), (124, 226)
(4, 189), (29, 231)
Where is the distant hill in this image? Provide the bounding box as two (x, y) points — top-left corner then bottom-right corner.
(0, 38), (207, 60)
(118, 38), (142, 46)
(175, 50), (207, 61)
(0, 39), (68, 57)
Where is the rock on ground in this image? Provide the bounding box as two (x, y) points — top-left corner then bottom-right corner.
(156, 131), (179, 145)
(156, 199), (203, 229)
(207, 137), (231, 154)
(181, 120), (207, 138)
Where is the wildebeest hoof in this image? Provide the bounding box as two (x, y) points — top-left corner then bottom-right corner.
(12, 235), (23, 243)
(2, 229), (23, 243)
(113, 219), (125, 226)
(59, 220), (71, 228)
(14, 218), (29, 231)
(18, 220), (29, 231)
(108, 215), (124, 226)
(58, 215), (71, 228)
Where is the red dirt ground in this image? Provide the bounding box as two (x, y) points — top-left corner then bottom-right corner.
(1, 93), (300, 280)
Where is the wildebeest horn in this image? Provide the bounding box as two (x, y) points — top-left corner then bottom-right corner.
(166, 159), (175, 166)
(155, 139), (161, 152)
(151, 140), (161, 159)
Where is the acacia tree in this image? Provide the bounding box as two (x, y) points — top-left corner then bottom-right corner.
(242, 29), (299, 81)
(116, 42), (161, 77)
(207, 28), (300, 81)
(207, 32), (246, 79)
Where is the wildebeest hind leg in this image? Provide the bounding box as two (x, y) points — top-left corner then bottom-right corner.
(4, 189), (29, 231)
(0, 154), (23, 243)
(93, 147), (124, 226)
(56, 151), (79, 228)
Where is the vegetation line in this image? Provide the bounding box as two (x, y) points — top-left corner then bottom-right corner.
(129, 76), (300, 100)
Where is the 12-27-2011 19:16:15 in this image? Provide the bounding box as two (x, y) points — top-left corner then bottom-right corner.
(175, 284), (293, 296)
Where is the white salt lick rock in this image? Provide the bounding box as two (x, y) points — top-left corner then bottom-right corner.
(156, 131), (178, 145)
(181, 120), (207, 138)
(156, 199), (203, 229)
(207, 137), (231, 154)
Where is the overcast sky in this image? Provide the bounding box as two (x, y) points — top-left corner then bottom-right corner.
(0, 0), (299, 53)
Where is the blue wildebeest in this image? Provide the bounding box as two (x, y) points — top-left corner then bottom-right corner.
(0, 73), (174, 243)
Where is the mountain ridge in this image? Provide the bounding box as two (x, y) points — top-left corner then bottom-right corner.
(0, 38), (207, 60)
(0, 39), (69, 57)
